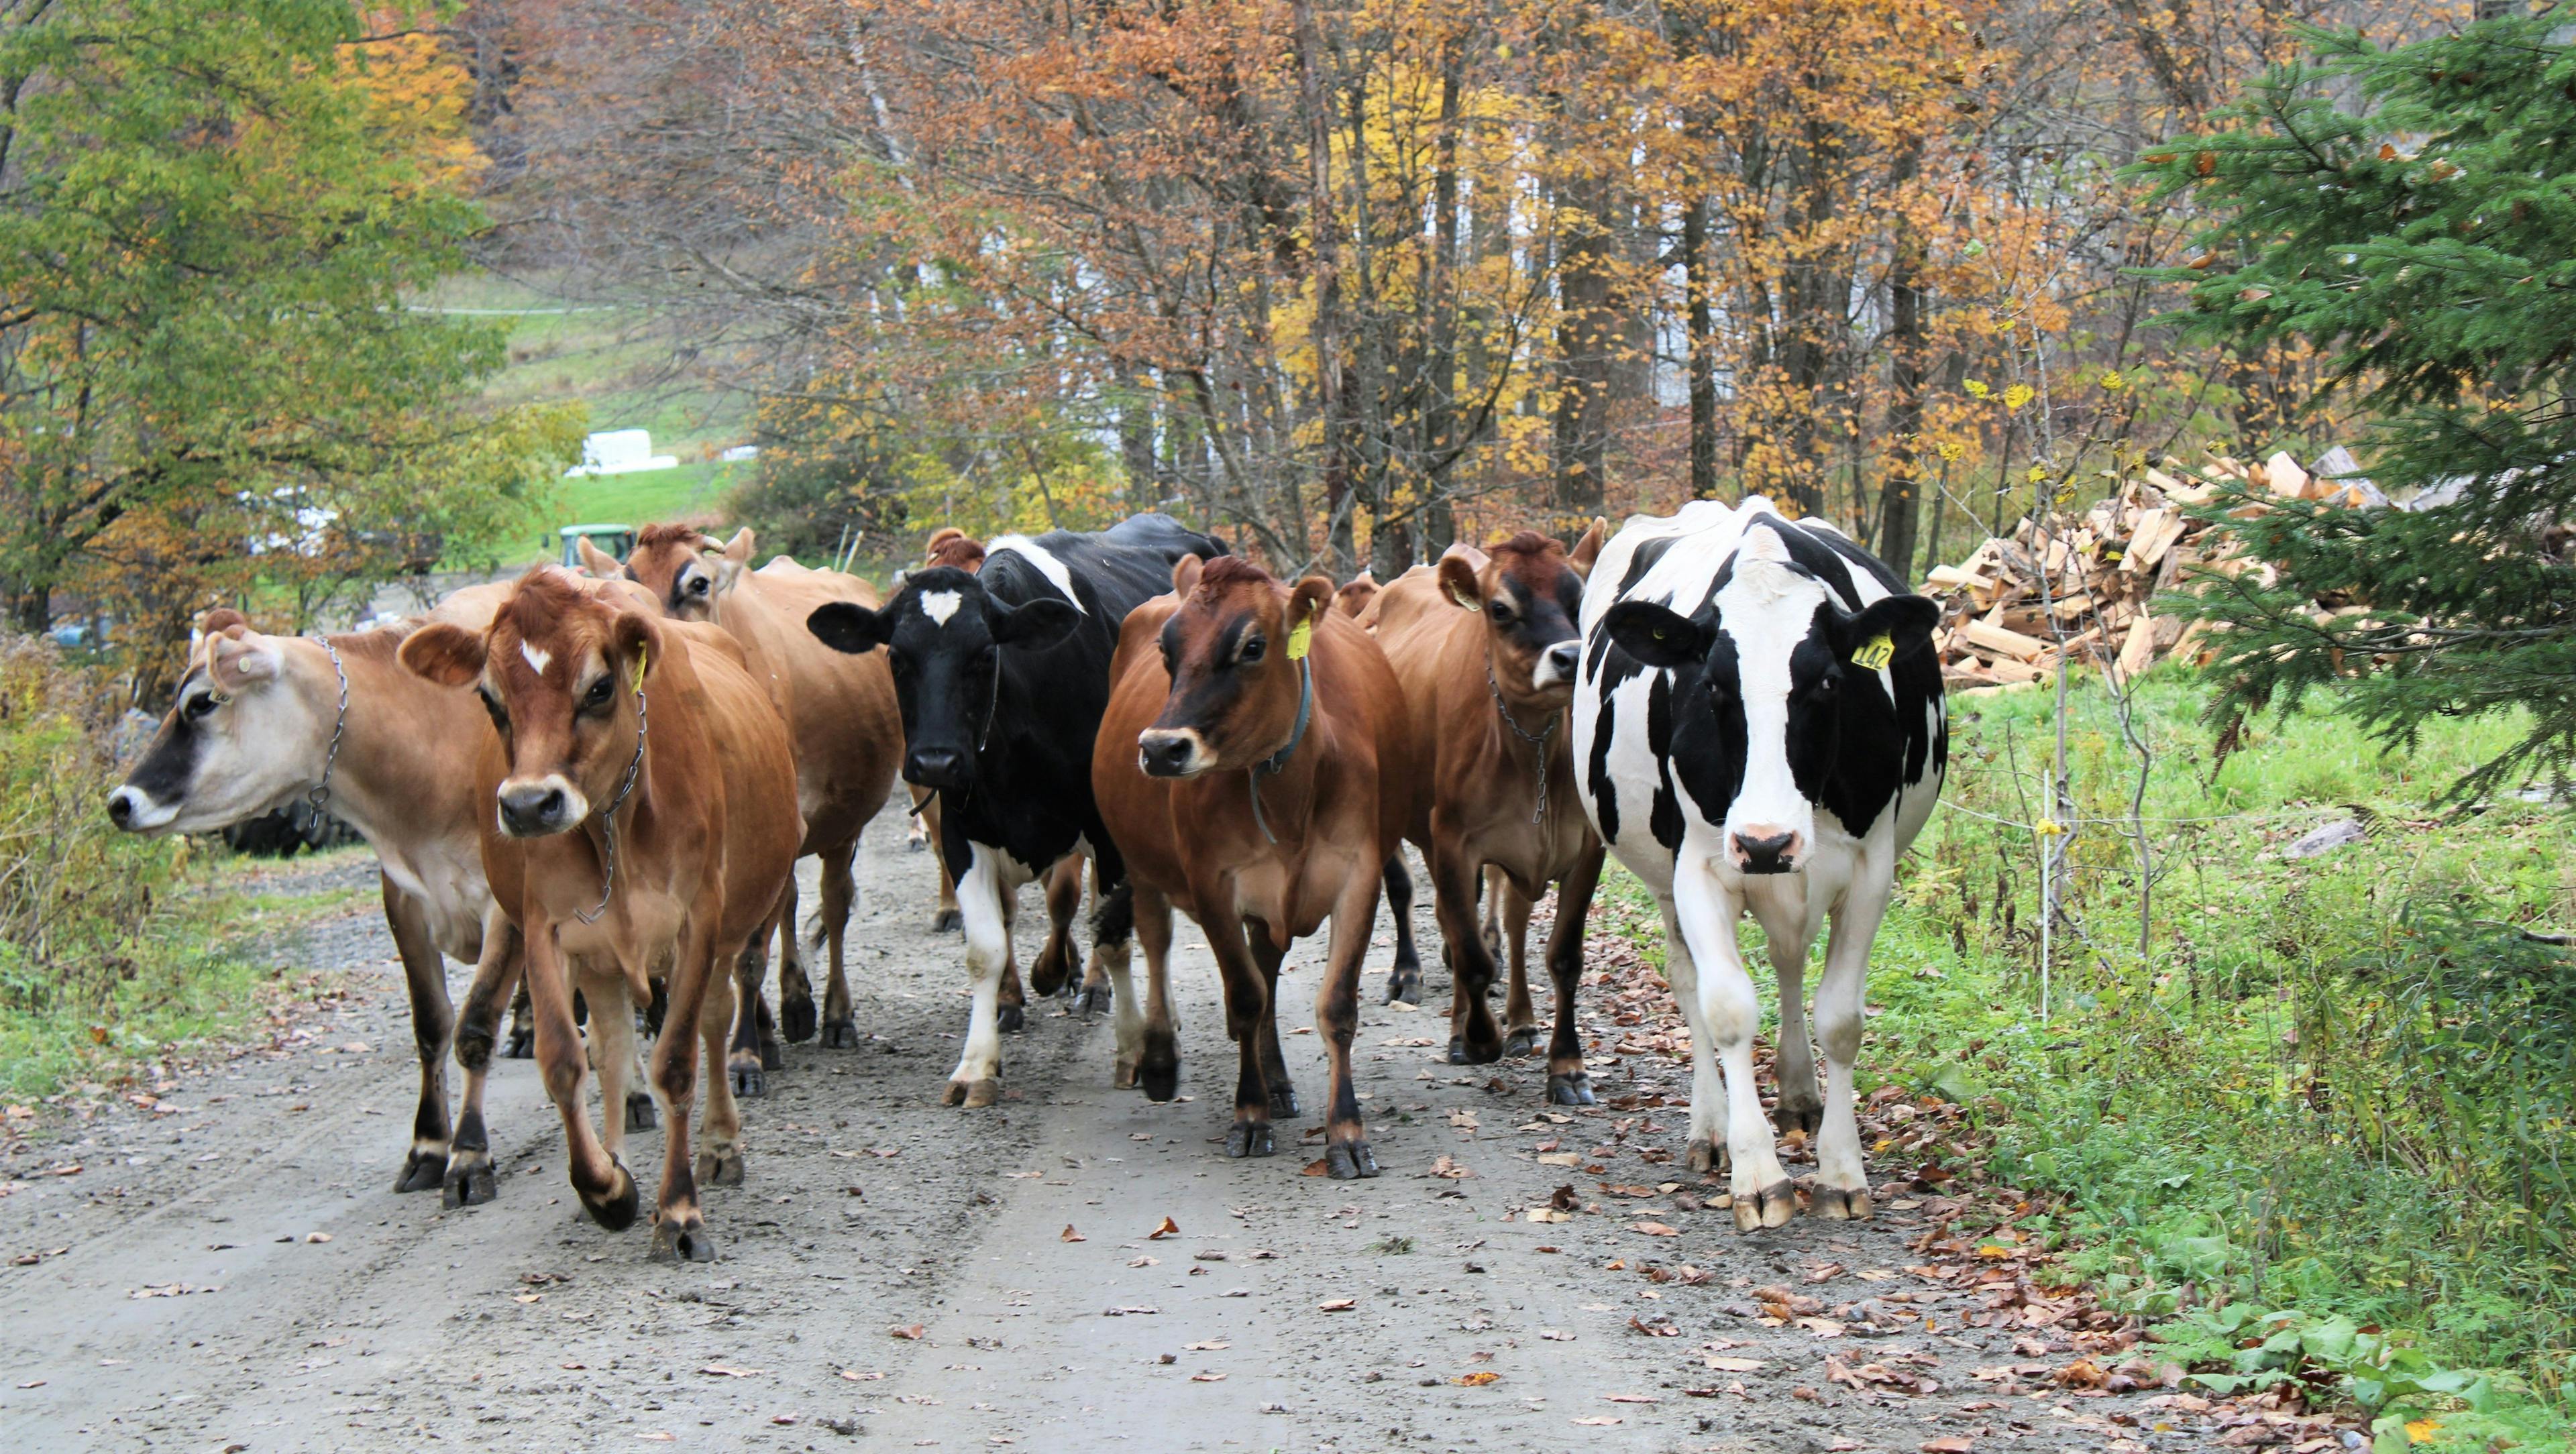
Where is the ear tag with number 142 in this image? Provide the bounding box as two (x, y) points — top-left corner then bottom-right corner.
(1849, 634), (1894, 671)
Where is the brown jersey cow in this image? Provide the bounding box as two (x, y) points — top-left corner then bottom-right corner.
(586, 526), (902, 1089)
(1093, 556), (1412, 1178)
(401, 567), (801, 1262)
(1372, 525), (1608, 1104)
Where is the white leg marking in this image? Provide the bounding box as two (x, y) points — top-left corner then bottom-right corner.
(1671, 866), (1790, 1201)
(951, 847), (1012, 1090)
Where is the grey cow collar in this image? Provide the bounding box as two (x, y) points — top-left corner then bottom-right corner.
(1246, 656), (1313, 846)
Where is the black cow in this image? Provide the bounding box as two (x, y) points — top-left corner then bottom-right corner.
(808, 512), (1227, 1106)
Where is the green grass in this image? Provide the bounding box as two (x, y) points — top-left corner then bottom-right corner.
(1593, 669), (2575, 1449)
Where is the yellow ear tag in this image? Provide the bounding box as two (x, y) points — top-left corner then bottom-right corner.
(1285, 617), (1313, 662)
(1850, 634), (1894, 671)
(631, 647), (648, 694)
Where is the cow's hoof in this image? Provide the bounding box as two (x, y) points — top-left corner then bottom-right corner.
(945, 1077), (1000, 1109)
(650, 1219), (718, 1264)
(1386, 973), (1421, 1007)
(758, 1035), (784, 1072)
(1546, 1071), (1595, 1107)
(442, 1150), (496, 1209)
(907, 834), (927, 854)
(782, 996), (818, 1044)
(1029, 949), (1071, 1000)
(731, 1060), (766, 1100)
(1447, 1033), (1503, 1066)
(1812, 1184), (1872, 1221)
(1686, 1137), (1719, 1174)
(1733, 1178), (1797, 1233)
(1326, 1141), (1380, 1180)
(821, 1017), (861, 1050)
(1224, 1121), (1274, 1159)
(394, 1146), (447, 1194)
(1073, 983), (1113, 1017)
(1772, 1097), (1823, 1137)
(582, 1164), (640, 1231)
(996, 1003), (1024, 1035)
(930, 909), (962, 934)
(1503, 1028), (1538, 1059)
(1268, 1084), (1301, 1120)
(696, 1146), (746, 1187)
(1112, 1060), (1138, 1090)
(502, 1026), (534, 1060)
(625, 1090), (659, 1132)
(1139, 1058), (1179, 1103)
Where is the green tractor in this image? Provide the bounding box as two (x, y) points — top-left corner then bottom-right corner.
(556, 522), (635, 570)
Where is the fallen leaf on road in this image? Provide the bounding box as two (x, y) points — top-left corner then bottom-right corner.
(1704, 1356), (1765, 1373)
(1301, 1160), (1330, 1176)
(1572, 1416), (1621, 1426)
(1921, 1441), (1974, 1453)
(1605, 1393), (1661, 1404)
(888, 1325), (925, 1341)
(128, 1284), (219, 1299)
(1127, 1255), (1159, 1268)
(1453, 1372), (1501, 1386)
(1538, 1329), (1572, 1341)
(1060, 1225), (1085, 1242)
(638, 1434), (675, 1443)
(1525, 1209), (1568, 1223)
(513, 1293), (541, 1304)
(1148, 1216), (1180, 1239)
(41, 1164), (78, 1177)
(1428, 1156), (1474, 1179)
(699, 1365), (765, 1378)
(1632, 1221), (1680, 1237)
(1189, 1372), (1226, 1382)
(839, 1369), (883, 1381)
(1536, 1153), (1580, 1166)
(770, 1414), (798, 1426)
(1316, 1298), (1356, 1312)
(304, 1232), (331, 1244)
(1183, 1340), (1228, 1351)
(1627, 1317), (1678, 1338)
(1006, 1170), (1042, 1178)
(1797, 1317), (1846, 1337)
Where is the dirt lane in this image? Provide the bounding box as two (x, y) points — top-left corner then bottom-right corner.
(1, 816), (2184, 1453)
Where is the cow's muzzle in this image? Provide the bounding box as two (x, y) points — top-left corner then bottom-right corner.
(105, 785), (176, 832)
(1531, 640), (1582, 689)
(1137, 728), (1212, 779)
(1730, 828), (1803, 875)
(904, 745), (971, 792)
(498, 777), (586, 838)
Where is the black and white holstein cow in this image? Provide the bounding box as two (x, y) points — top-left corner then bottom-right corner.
(808, 513), (1228, 1107)
(1573, 498), (1945, 1233)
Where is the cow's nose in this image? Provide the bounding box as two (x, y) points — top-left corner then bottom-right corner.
(1137, 730), (1201, 779)
(498, 783), (568, 836)
(1540, 640), (1581, 682)
(1731, 829), (1801, 875)
(106, 789), (136, 828)
(906, 746), (967, 789)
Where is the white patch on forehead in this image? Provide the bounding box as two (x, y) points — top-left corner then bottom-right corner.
(918, 590), (963, 627)
(986, 536), (1087, 614)
(519, 641), (553, 676)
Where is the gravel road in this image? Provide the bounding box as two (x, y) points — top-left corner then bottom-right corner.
(0, 814), (2186, 1453)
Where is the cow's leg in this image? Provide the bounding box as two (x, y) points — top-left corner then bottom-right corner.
(585, 968), (639, 1166)
(1807, 883), (1891, 1220)
(995, 879), (1028, 1035)
(1091, 881), (1144, 1084)
(445, 917), (523, 1209)
(1132, 884), (1181, 1100)
(1659, 899), (1729, 1178)
(1245, 920), (1298, 1119)
(1318, 864), (1382, 1179)
(525, 920), (638, 1232)
(694, 950), (747, 1189)
(1481, 864), (1507, 970)
(945, 846), (1016, 1107)
(1381, 851), (1422, 1005)
(1749, 895), (1822, 1137)
(1542, 848), (1605, 1105)
(382, 877), (455, 1194)
(1429, 829), (1503, 1065)
(818, 838), (862, 1049)
(922, 791), (962, 932)
(1672, 869), (1794, 1231)
(775, 868), (819, 1044)
(1195, 896), (1274, 1158)
(1075, 861), (1116, 1015)
(502, 981), (535, 1059)
(647, 914), (725, 1264)
(1028, 855), (1083, 999)
(727, 895), (782, 1098)
(1500, 876), (1539, 1060)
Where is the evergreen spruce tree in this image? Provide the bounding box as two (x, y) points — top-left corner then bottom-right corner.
(2139, 10), (2576, 795)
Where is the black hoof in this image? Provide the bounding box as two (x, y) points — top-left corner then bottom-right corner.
(394, 1147), (446, 1194)
(1386, 973), (1421, 1007)
(442, 1154), (497, 1209)
(758, 1034), (784, 1072)
(1268, 1084), (1301, 1119)
(1326, 1141), (1380, 1179)
(930, 909), (962, 934)
(1503, 1028), (1538, 1058)
(1073, 983), (1114, 1017)
(1448, 1033), (1503, 1066)
(731, 1060), (766, 1099)
(908, 834), (928, 853)
(1224, 1121), (1275, 1158)
(696, 1148), (745, 1186)
(1140, 1058), (1180, 1103)
(650, 1219), (718, 1263)
(996, 1003), (1025, 1035)
(582, 1164), (641, 1231)
(821, 1017), (861, 1050)
(625, 1090), (658, 1132)
(502, 1026), (534, 1060)
(1028, 951), (1071, 1000)
(1772, 1099), (1823, 1136)
(1547, 1071), (1596, 1107)
(781, 996), (818, 1044)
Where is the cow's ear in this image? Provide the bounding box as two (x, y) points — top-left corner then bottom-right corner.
(1436, 553), (1485, 612)
(200, 608), (250, 638)
(808, 600), (890, 655)
(1569, 518), (1609, 578)
(990, 596), (1081, 651)
(576, 537), (623, 579)
(1286, 576), (1334, 647)
(399, 623), (488, 687)
(610, 610), (665, 681)
(710, 527), (755, 594)
(208, 632), (282, 694)
(1602, 601), (1709, 669)
(1837, 594), (1941, 664)
(1171, 554), (1205, 597)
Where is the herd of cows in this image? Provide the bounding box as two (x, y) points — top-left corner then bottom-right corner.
(98, 497), (1947, 1263)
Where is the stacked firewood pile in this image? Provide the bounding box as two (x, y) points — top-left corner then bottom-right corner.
(1921, 448), (2376, 693)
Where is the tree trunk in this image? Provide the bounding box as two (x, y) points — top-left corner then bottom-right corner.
(1289, 0), (1354, 573)
(1550, 164), (1612, 512)
(1874, 144), (1927, 575)
(1421, 50), (1463, 558)
(1684, 194), (1719, 500)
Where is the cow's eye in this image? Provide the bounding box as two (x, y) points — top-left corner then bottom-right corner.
(582, 676), (615, 711)
(1238, 635), (1265, 665)
(688, 576), (710, 595)
(478, 688), (511, 733)
(1489, 601), (1516, 624)
(184, 693), (219, 720)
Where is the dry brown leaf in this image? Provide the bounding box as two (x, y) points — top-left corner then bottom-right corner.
(1704, 1356), (1766, 1373)
(888, 1325), (925, 1341)
(1453, 1371), (1501, 1386)
(1059, 1225), (1085, 1243)
(1632, 1221), (1680, 1237)
(1147, 1216), (1180, 1239)
(699, 1365), (765, 1378)
(1316, 1297), (1357, 1312)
